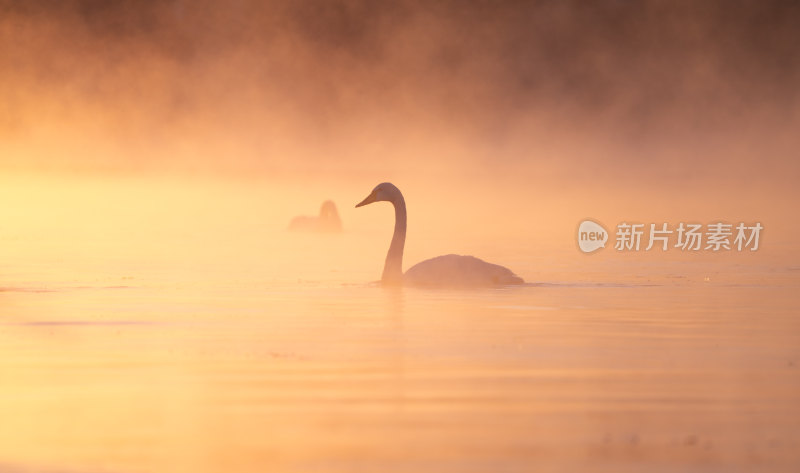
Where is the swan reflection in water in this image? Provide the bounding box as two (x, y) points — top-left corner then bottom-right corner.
(356, 182), (524, 288)
(289, 200), (342, 233)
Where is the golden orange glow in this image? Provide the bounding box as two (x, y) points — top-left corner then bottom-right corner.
(1, 1), (799, 472)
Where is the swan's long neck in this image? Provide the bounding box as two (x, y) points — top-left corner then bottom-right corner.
(382, 192), (406, 285)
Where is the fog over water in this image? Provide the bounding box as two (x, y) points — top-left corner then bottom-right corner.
(0, 2), (799, 472)
(1, 0), (798, 181)
(2, 1), (798, 251)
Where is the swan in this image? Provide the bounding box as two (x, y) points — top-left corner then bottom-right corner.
(289, 200), (342, 233)
(356, 182), (524, 287)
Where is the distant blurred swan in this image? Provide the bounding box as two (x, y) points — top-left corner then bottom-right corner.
(289, 200), (342, 233)
(356, 183), (524, 287)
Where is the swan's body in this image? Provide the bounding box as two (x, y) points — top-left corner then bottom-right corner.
(404, 254), (523, 287)
(356, 183), (524, 288)
(289, 200), (342, 233)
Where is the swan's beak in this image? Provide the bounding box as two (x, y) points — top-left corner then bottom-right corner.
(355, 191), (377, 208)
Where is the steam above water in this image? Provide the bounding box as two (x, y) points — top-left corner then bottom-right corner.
(1, 0), (798, 183)
(1, 0), (798, 262)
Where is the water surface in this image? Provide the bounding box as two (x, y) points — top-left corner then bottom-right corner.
(0, 176), (798, 473)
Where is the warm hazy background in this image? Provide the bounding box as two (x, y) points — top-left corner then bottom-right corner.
(1, 5), (799, 471)
(1, 0), (799, 276)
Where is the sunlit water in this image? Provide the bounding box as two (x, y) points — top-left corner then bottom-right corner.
(1, 176), (798, 472)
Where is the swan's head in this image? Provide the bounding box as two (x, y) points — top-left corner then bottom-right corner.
(319, 200), (339, 218)
(355, 182), (401, 208)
